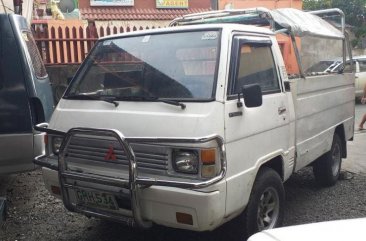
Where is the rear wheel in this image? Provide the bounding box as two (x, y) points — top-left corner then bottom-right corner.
(313, 133), (342, 187)
(226, 167), (285, 240)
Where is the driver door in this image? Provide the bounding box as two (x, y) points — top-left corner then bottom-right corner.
(224, 35), (293, 212)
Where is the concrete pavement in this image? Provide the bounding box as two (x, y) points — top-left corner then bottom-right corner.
(342, 130), (366, 174)
(342, 103), (366, 174)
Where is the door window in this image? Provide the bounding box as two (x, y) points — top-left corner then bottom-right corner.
(229, 39), (280, 96)
(358, 59), (366, 72)
(22, 31), (47, 78)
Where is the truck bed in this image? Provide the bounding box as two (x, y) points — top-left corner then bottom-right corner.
(290, 72), (355, 171)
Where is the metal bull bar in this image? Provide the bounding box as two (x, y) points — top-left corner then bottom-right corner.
(59, 128), (151, 228)
(34, 124), (227, 228)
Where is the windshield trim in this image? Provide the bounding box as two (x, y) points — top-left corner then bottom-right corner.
(64, 28), (222, 102)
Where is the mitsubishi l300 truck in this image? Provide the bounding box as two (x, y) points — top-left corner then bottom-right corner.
(34, 8), (354, 239)
(0, 14), (54, 175)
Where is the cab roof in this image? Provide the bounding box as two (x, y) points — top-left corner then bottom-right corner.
(99, 23), (274, 41)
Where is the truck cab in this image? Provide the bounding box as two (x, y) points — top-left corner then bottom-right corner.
(0, 14), (54, 174)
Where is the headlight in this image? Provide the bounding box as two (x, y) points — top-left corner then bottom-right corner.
(52, 136), (64, 155)
(173, 150), (199, 174)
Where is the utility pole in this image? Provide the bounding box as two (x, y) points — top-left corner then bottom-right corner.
(211, 0), (218, 10)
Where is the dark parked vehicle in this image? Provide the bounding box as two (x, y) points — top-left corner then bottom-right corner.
(0, 14), (53, 174)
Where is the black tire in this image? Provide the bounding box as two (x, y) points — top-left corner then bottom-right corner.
(224, 167), (285, 240)
(313, 133), (342, 187)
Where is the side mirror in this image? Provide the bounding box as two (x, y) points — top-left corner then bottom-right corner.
(242, 84), (262, 108)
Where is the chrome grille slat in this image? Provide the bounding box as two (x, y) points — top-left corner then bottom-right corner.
(68, 154), (168, 171)
(67, 148), (126, 160)
(65, 137), (169, 174)
(67, 158), (129, 171)
(137, 163), (168, 170)
(68, 151), (168, 167)
(68, 150), (127, 160)
(68, 146), (168, 161)
(68, 153), (129, 165)
(134, 156), (168, 165)
(135, 152), (168, 160)
(68, 145), (126, 155)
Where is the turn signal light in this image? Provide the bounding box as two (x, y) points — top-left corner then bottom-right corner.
(202, 165), (216, 178)
(200, 149), (216, 165)
(176, 212), (193, 225)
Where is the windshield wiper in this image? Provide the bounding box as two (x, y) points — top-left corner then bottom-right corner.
(64, 94), (119, 107)
(119, 96), (186, 110)
(158, 99), (186, 110)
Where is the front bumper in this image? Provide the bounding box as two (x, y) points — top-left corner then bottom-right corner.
(35, 125), (227, 231)
(42, 166), (226, 231)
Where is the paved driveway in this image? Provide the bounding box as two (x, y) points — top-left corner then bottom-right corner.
(342, 102), (366, 174)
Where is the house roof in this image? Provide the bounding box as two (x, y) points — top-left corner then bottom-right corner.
(80, 7), (211, 21)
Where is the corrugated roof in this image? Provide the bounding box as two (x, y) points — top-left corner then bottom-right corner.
(80, 7), (211, 21)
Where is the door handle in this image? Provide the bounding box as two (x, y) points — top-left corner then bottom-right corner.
(278, 106), (286, 115)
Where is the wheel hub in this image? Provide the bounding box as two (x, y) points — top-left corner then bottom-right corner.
(331, 143), (341, 176)
(257, 187), (280, 231)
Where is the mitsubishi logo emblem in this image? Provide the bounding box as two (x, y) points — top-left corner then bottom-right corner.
(105, 145), (117, 161)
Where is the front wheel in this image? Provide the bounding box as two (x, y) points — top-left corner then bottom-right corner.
(226, 167), (285, 240)
(313, 133), (342, 187)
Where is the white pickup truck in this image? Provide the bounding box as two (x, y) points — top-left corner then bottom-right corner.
(34, 8), (355, 239)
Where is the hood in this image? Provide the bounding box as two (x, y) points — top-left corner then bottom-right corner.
(248, 218), (366, 241)
(49, 99), (224, 139)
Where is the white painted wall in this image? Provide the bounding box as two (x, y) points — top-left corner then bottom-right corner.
(0, 0), (14, 13)
(0, 0), (33, 24)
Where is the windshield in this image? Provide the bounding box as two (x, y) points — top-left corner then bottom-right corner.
(66, 30), (220, 101)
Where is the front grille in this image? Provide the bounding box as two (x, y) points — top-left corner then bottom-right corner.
(65, 136), (169, 175)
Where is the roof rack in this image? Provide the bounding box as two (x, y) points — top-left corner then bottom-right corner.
(169, 7), (274, 28)
(308, 8), (345, 34)
(170, 8), (345, 38)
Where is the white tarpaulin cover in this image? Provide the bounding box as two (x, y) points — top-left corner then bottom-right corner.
(270, 8), (344, 39)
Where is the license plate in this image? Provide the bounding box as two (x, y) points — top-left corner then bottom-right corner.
(75, 189), (119, 210)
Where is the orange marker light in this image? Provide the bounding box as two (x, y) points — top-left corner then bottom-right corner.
(51, 185), (61, 195)
(201, 149), (216, 165)
(176, 212), (193, 225)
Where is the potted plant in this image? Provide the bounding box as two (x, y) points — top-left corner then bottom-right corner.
(33, 0), (44, 18)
